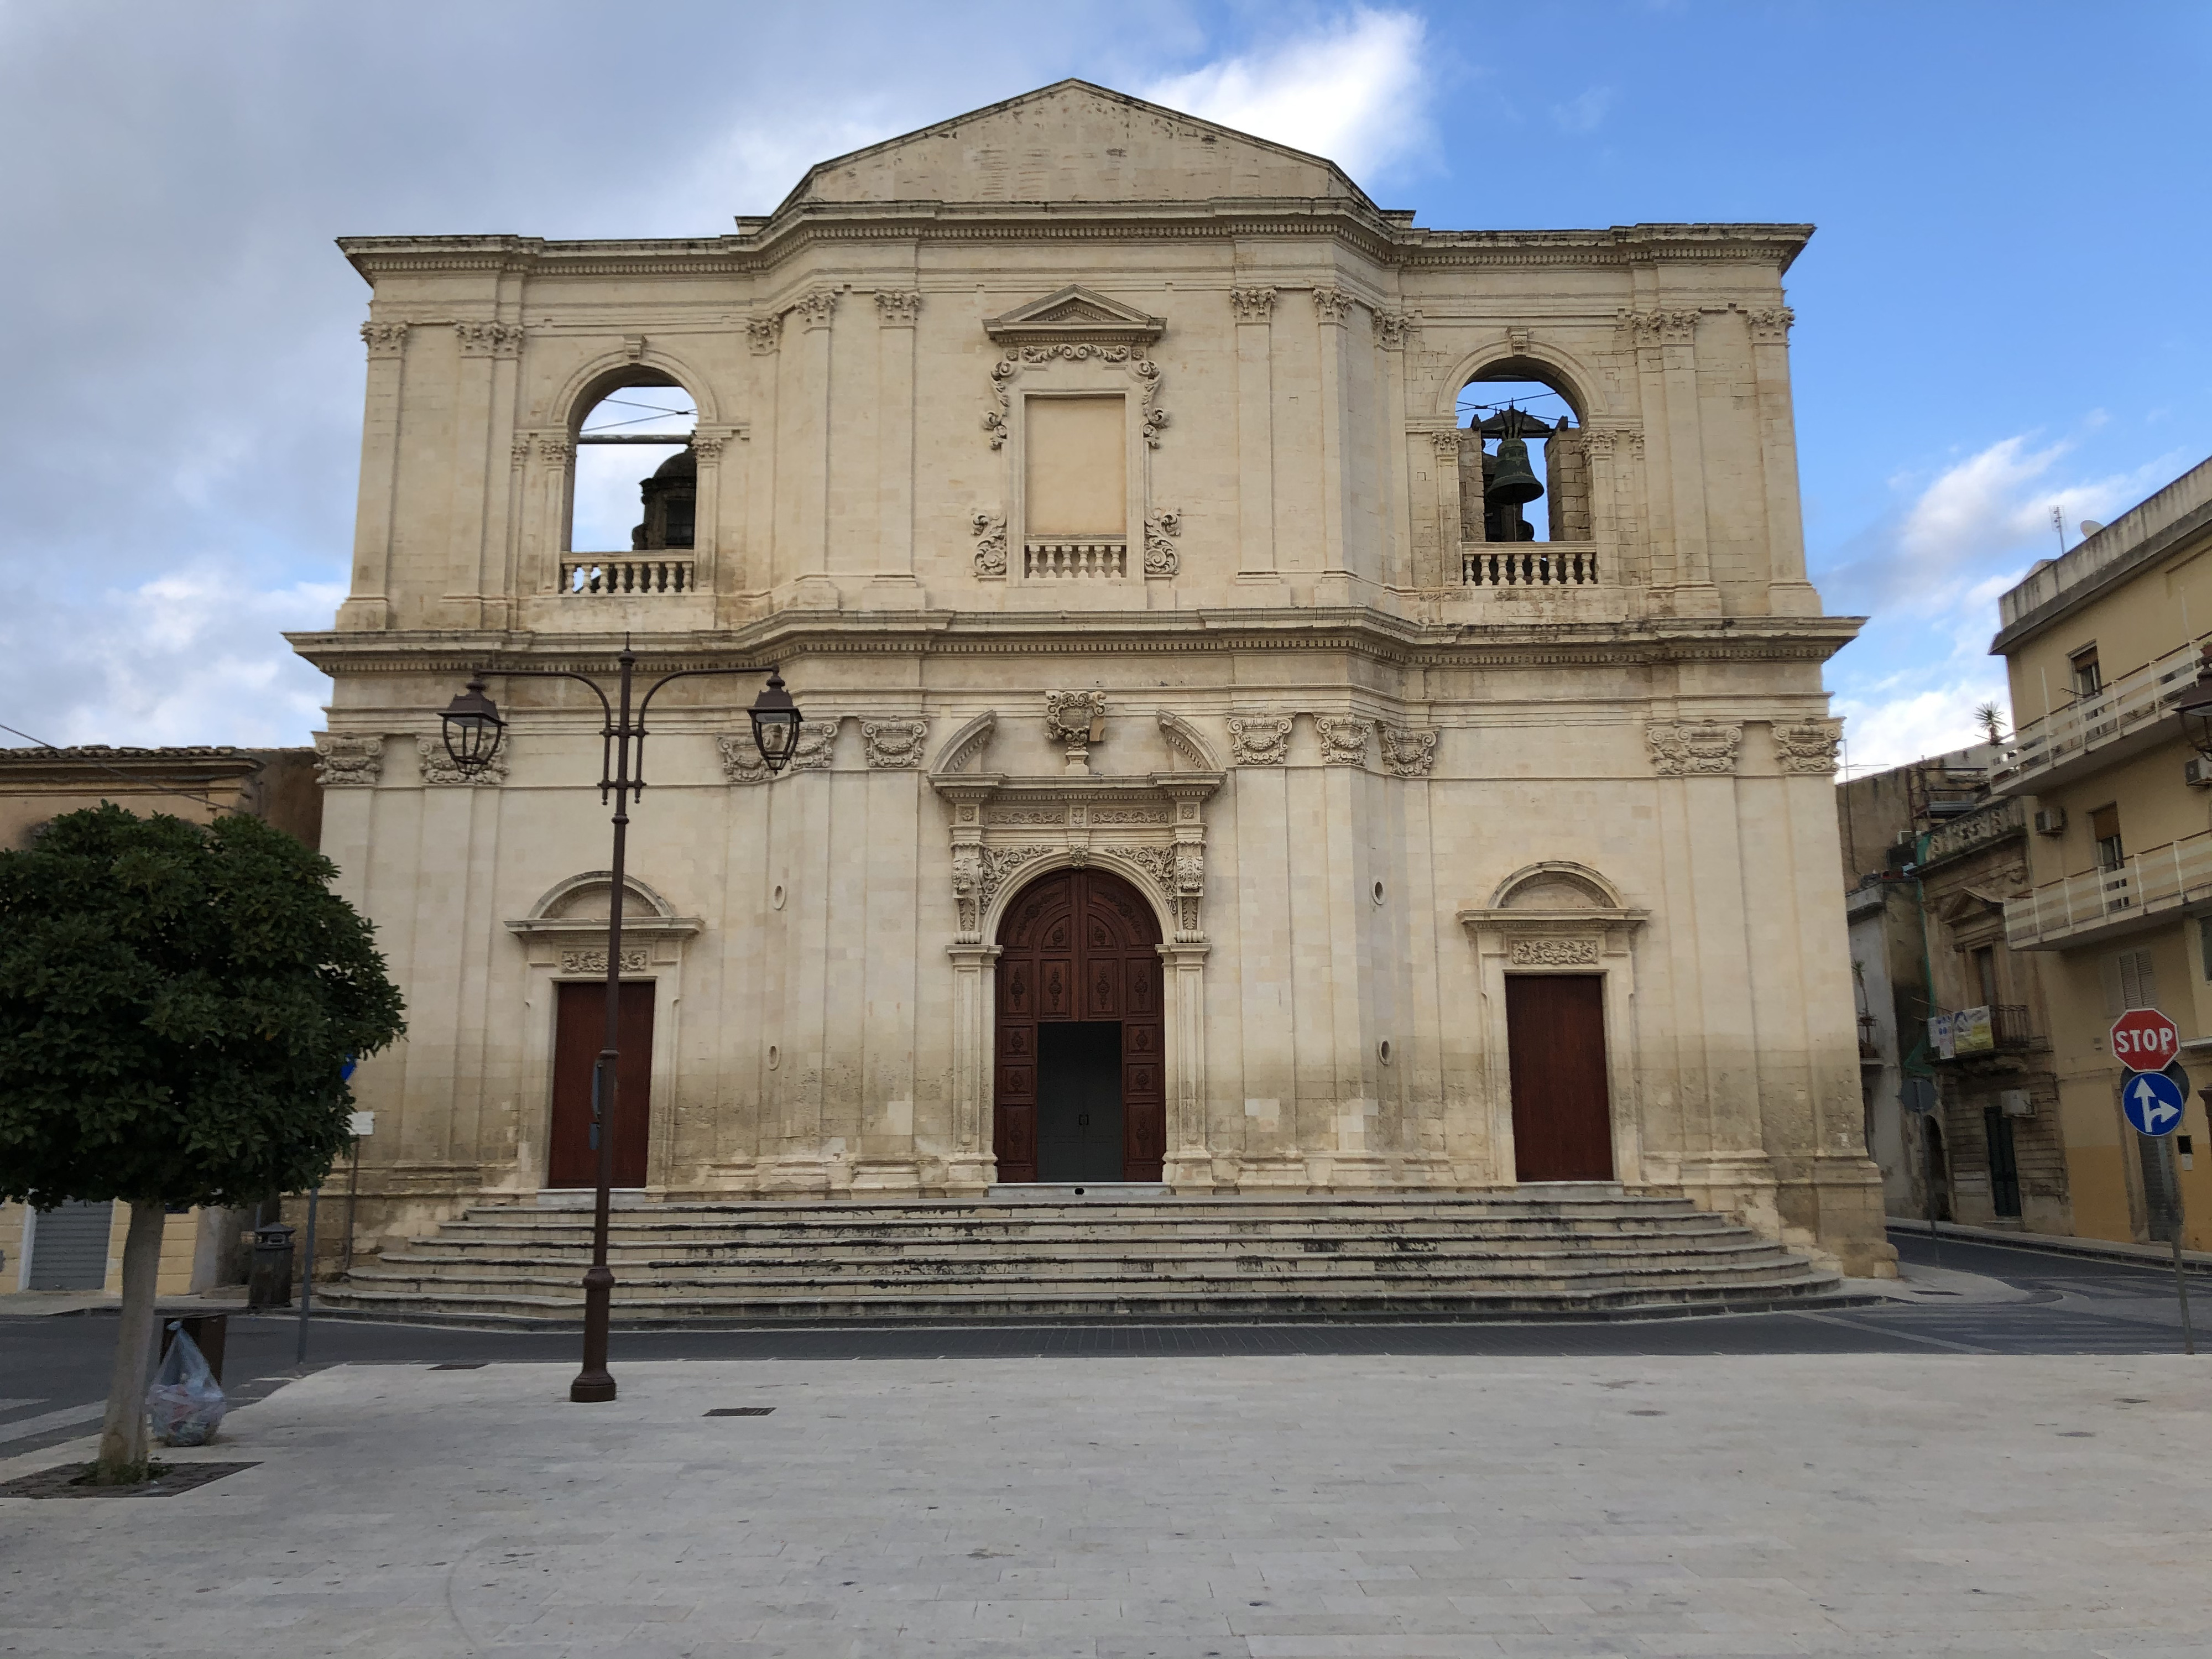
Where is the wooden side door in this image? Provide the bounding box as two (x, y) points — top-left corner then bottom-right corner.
(1504, 973), (1614, 1181)
(548, 979), (655, 1188)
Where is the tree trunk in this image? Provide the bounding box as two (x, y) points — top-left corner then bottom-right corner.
(94, 1200), (165, 1483)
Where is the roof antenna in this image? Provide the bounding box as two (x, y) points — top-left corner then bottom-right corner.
(2051, 504), (2068, 555)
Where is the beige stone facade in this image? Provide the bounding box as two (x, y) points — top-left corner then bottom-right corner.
(1990, 452), (2212, 1249)
(288, 82), (1891, 1274)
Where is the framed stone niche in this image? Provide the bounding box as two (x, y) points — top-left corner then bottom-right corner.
(1456, 862), (1650, 1190)
(979, 287), (1172, 586)
(503, 872), (701, 1194)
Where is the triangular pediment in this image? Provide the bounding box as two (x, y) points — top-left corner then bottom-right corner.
(775, 80), (1374, 214)
(985, 285), (1164, 348)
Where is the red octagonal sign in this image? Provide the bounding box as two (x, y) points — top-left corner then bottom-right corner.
(2110, 1008), (2180, 1070)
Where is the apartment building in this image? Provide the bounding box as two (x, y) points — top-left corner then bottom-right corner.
(1989, 455), (2212, 1248)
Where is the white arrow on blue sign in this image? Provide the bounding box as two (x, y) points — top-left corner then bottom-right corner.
(2121, 1070), (2187, 1137)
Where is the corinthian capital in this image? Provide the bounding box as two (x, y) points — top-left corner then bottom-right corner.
(1228, 287), (1278, 322)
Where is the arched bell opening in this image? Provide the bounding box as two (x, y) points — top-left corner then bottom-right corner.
(990, 867), (1166, 1184)
(1454, 367), (1587, 547)
(567, 374), (698, 567)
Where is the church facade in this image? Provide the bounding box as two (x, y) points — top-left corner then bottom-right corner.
(291, 82), (1892, 1276)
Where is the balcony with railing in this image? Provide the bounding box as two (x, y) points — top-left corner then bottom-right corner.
(1932, 1003), (2037, 1059)
(2005, 826), (2212, 949)
(560, 556), (695, 596)
(1991, 637), (2207, 792)
(1462, 544), (1600, 587)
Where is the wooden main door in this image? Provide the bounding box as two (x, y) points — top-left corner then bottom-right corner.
(994, 868), (1165, 1182)
(1504, 974), (1614, 1182)
(548, 979), (655, 1188)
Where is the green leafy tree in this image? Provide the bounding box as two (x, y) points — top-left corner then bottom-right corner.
(0, 806), (405, 1481)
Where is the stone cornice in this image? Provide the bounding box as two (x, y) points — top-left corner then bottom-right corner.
(337, 217), (1813, 288)
(286, 609), (1861, 679)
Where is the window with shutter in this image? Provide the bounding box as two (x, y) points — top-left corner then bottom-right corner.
(2120, 948), (2157, 1010)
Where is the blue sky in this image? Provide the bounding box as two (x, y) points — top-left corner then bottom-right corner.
(1, 1), (2205, 769)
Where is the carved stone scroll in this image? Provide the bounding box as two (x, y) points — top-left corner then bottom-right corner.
(862, 719), (930, 770)
(416, 735), (505, 787)
(1314, 717), (1371, 768)
(1226, 716), (1292, 767)
(1646, 722), (1744, 778)
(1142, 509), (1181, 576)
(1378, 727), (1438, 778)
(314, 734), (383, 787)
(971, 511), (1008, 576)
(1773, 717), (1843, 775)
(1510, 938), (1600, 967)
(560, 948), (649, 975)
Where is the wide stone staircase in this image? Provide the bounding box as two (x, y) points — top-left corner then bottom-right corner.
(319, 1187), (1854, 1326)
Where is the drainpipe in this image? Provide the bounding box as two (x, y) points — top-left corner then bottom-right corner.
(1899, 828), (1948, 1237)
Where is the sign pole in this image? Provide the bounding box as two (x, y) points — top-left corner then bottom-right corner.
(2160, 1136), (2195, 1355)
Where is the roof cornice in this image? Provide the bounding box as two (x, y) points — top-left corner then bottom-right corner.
(336, 217), (1813, 286)
(287, 609), (1861, 679)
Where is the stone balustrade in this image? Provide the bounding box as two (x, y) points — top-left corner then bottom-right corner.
(1024, 541), (1126, 579)
(560, 556), (695, 596)
(1463, 544), (1600, 587)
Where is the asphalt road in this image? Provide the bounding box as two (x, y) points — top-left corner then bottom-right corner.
(4, 1226), (2201, 1464)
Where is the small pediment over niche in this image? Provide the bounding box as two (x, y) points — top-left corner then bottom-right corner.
(985, 285), (1164, 350)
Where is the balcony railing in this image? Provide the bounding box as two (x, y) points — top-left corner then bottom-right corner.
(1992, 637), (2206, 789)
(561, 556), (695, 596)
(1462, 544), (1599, 587)
(2005, 827), (2212, 948)
(1932, 1003), (2035, 1058)
(1923, 797), (2025, 864)
(1024, 540), (1126, 579)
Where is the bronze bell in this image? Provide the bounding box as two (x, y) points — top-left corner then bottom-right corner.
(1485, 434), (1544, 507)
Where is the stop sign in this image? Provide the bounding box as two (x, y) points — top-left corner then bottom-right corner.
(2110, 1008), (2181, 1070)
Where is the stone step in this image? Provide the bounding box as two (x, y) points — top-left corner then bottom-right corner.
(418, 1221), (1751, 1255)
(326, 1192), (1844, 1325)
(317, 1270), (1844, 1326)
(446, 1196), (1707, 1227)
(369, 1235), (1795, 1272)
(340, 1250), (1815, 1296)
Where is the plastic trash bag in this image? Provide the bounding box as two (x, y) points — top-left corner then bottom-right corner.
(146, 1325), (226, 1446)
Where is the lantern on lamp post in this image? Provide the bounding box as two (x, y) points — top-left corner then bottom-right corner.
(439, 641), (801, 1402)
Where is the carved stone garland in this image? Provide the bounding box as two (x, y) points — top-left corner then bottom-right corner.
(315, 734), (384, 787)
(1646, 722), (1744, 778)
(1226, 716), (1292, 767)
(1314, 717), (1371, 767)
(718, 719), (839, 784)
(1378, 727), (1438, 778)
(861, 719), (930, 770)
(985, 347), (1167, 451)
(417, 734), (505, 787)
(1773, 717), (1843, 775)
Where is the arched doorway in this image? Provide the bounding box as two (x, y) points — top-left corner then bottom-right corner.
(993, 867), (1165, 1182)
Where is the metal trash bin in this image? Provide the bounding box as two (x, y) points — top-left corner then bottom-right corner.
(161, 1313), (229, 1385)
(247, 1223), (295, 1310)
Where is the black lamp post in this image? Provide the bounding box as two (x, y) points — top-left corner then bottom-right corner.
(439, 641), (800, 1402)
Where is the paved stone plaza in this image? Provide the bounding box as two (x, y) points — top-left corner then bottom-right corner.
(3, 1352), (2207, 1658)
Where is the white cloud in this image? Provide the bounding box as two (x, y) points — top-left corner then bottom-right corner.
(34, 567), (345, 751)
(1551, 88), (1614, 135)
(1139, 7), (1434, 185)
(1834, 676), (2011, 776)
(1823, 430), (2192, 773)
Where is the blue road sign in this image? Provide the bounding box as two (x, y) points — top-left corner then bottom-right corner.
(2121, 1070), (2187, 1137)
